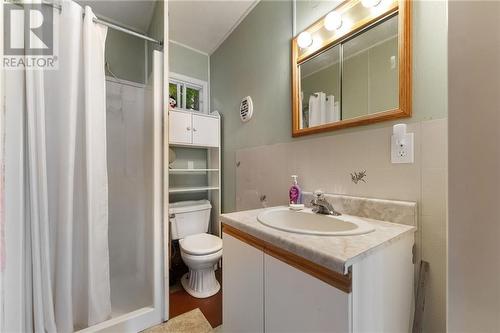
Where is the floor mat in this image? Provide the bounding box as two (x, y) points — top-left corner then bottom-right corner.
(143, 308), (213, 333)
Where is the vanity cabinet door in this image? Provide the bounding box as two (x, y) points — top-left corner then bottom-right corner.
(264, 254), (350, 333)
(223, 233), (264, 333)
(192, 114), (219, 147)
(169, 110), (192, 144)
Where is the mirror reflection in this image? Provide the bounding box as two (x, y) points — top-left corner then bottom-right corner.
(298, 14), (399, 129)
(343, 15), (399, 119)
(299, 45), (341, 129)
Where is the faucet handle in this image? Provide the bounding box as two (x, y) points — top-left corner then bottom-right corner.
(313, 190), (325, 198)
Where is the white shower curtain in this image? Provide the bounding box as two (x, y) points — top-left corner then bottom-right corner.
(3, 1), (111, 332)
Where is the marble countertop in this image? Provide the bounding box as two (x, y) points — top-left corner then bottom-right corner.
(220, 206), (416, 274)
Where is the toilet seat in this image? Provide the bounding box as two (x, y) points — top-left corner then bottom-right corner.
(179, 233), (222, 256)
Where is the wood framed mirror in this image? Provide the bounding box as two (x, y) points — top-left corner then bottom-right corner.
(292, 0), (411, 137)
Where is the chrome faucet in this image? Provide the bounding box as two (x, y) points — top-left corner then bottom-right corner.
(310, 190), (341, 216)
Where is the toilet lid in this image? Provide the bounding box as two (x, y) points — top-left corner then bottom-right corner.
(180, 234), (223, 256)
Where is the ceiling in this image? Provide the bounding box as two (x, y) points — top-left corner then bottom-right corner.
(169, 0), (258, 54)
(76, 0), (258, 54)
(76, 0), (157, 33)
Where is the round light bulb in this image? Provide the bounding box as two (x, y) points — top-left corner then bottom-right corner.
(361, 0), (382, 8)
(297, 31), (313, 49)
(324, 11), (343, 31)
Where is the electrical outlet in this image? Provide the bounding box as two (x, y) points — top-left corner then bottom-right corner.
(391, 133), (414, 163)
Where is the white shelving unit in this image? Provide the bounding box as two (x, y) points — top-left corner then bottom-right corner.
(168, 110), (222, 237)
(169, 186), (220, 193)
(169, 169), (219, 172)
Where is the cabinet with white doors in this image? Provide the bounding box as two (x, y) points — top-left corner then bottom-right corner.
(169, 109), (219, 147)
(168, 109), (221, 238)
(222, 230), (414, 333)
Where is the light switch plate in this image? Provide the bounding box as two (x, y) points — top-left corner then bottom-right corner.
(391, 133), (414, 164)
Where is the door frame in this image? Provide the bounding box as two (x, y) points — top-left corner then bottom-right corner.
(163, 0), (170, 321)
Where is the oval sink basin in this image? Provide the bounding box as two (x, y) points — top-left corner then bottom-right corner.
(257, 207), (375, 236)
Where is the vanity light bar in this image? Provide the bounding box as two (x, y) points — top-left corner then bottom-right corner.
(361, 0), (383, 8)
(297, 31), (313, 48)
(295, 0), (398, 57)
(324, 11), (343, 31)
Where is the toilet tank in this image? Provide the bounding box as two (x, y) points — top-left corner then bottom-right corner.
(169, 200), (212, 240)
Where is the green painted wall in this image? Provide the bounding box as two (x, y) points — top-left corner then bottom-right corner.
(167, 41), (210, 182)
(301, 63), (340, 101)
(105, 29), (146, 83)
(211, 1), (292, 211)
(104, 0), (163, 84)
(102, 2), (209, 86)
(146, 0), (164, 80)
(147, 0), (164, 42)
(210, 0), (447, 212)
(368, 36), (398, 113)
(343, 36), (399, 119)
(167, 41), (210, 198)
(343, 50), (369, 118)
(169, 42), (209, 81)
(296, 0), (340, 32)
(300, 36), (398, 124)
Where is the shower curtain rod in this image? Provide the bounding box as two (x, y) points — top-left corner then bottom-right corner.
(93, 17), (162, 46)
(6, 0), (163, 46)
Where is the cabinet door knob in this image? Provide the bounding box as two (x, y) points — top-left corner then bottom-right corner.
(192, 128), (197, 132)
(186, 127), (191, 131)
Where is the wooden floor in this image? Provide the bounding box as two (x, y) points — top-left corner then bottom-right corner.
(169, 270), (222, 328)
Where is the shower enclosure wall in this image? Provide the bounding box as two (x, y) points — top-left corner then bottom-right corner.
(80, 3), (166, 330)
(106, 77), (154, 318)
(1, 1), (166, 332)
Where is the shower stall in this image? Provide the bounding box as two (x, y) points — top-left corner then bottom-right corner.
(1, 1), (166, 332)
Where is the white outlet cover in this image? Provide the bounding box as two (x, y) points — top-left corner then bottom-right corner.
(391, 133), (414, 164)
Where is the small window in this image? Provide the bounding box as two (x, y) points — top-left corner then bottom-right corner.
(169, 73), (208, 113)
(185, 86), (200, 111)
(169, 82), (181, 109)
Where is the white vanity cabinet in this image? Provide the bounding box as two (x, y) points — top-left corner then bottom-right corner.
(264, 254), (350, 332)
(169, 110), (219, 147)
(222, 227), (414, 333)
(222, 234), (264, 332)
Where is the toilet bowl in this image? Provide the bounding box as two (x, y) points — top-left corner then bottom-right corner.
(179, 233), (222, 298)
(169, 200), (222, 298)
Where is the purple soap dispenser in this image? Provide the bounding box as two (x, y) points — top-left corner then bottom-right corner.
(289, 175), (302, 205)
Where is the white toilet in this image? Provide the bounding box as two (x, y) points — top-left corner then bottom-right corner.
(169, 200), (222, 298)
